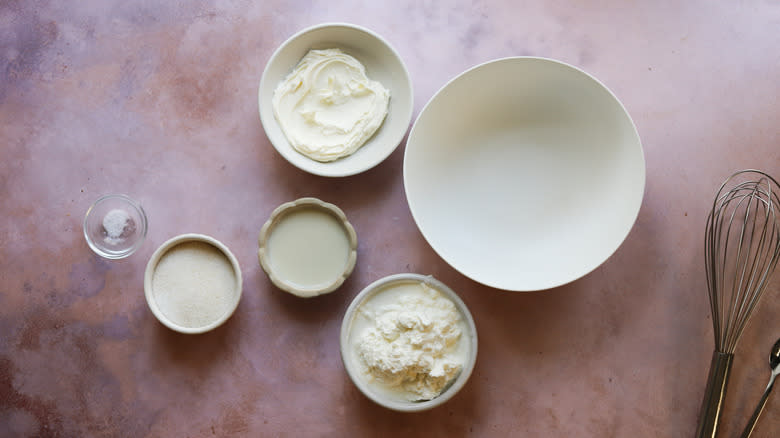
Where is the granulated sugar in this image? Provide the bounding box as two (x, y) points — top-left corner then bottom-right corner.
(152, 241), (237, 329)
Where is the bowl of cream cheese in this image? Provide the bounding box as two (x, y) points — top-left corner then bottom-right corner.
(259, 23), (413, 177)
(340, 273), (478, 412)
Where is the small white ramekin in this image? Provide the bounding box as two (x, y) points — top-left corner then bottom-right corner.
(340, 273), (478, 412)
(144, 233), (242, 334)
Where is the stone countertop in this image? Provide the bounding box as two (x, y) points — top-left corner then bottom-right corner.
(2, 1), (779, 436)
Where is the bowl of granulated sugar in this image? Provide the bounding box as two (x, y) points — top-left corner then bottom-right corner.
(144, 234), (243, 334)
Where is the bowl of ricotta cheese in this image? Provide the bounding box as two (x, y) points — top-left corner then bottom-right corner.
(340, 273), (478, 412)
(259, 23), (413, 177)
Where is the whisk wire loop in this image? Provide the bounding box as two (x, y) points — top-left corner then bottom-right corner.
(697, 170), (780, 438)
(705, 171), (780, 354)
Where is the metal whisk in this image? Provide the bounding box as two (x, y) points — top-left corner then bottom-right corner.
(696, 169), (780, 438)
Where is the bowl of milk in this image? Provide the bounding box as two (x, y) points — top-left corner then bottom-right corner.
(258, 197), (357, 298)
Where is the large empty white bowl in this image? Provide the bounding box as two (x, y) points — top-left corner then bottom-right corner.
(404, 57), (645, 291)
(259, 23), (413, 177)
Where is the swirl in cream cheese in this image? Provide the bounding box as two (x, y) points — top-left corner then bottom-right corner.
(272, 48), (390, 162)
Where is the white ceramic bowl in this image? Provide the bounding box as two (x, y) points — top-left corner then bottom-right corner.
(340, 273), (478, 412)
(144, 234), (243, 334)
(404, 57), (645, 291)
(258, 197), (358, 298)
(259, 23), (414, 177)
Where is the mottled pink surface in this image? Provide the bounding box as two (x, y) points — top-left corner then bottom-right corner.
(2, 1), (780, 436)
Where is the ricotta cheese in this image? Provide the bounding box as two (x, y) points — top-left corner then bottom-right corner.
(353, 281), (466, 401)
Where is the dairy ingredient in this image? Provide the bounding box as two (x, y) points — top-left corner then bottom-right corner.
(266, 208), (351, 290)
(272, 48), (390, 162)
(152, 241), (238, 328)
(350, 281), (468, 401)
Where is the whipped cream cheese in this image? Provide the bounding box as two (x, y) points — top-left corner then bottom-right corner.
(272, 48), (390, 162)
(351, 281), (468, 402)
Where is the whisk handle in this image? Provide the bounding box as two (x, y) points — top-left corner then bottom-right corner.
(695, 351), (734, 438)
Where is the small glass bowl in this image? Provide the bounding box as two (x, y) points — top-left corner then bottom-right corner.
(83, 194), (148, 259)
